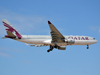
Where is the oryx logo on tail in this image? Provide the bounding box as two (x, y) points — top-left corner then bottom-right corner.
(2, 19), (22, 39)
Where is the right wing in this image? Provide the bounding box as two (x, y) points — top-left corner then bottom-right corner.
(48, 21), (65, 43)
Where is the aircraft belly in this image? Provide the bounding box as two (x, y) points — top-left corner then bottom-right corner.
(17, 39), (46, 44)
(87, 40), (98, 45)
(74, 40), (96, 45)
(74, 40), (88, 45)
(17, 39), (97, 46)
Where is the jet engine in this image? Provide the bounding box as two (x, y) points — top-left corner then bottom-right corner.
(65, 39), (75, 44)
(56, 46), (66, 50)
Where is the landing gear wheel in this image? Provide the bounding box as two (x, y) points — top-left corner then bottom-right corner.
(87, 45), (89, 49)
(87, 47), (89, 49)
(47, 45), (54, 52)
(47, 49), (53, 52)
(47, 50), (50, 52)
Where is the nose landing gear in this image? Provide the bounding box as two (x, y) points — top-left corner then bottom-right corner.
(87, 45), (89, 49)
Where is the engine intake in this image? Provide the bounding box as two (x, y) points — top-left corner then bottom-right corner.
(56, 46), (66, 50)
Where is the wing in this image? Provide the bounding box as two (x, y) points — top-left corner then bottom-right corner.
(48, 21), (65, 43)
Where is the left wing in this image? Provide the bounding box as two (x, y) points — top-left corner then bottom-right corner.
(48, 21), (65, 43)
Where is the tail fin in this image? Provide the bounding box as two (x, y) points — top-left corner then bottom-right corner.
(2, 19), (22, 39)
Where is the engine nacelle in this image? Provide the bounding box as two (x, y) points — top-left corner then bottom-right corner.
(56, 46), (66, 50)
(65, 39), (75, 44)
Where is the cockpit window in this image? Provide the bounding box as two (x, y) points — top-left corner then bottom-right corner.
(93, 38), (95, 39)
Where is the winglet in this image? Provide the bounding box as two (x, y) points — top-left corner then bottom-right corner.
(48, 21), (52, 24)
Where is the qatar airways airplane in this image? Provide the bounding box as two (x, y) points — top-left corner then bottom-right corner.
(2, 19), (98, 52)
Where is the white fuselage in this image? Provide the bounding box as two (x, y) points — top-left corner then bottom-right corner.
(16, 35), (98, 46)
(2, 19), (98, 51)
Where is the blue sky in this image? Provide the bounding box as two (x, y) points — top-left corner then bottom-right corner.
(0, 0), (100, 75)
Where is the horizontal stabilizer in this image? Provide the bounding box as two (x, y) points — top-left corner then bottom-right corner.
(7, 31), (16, 38)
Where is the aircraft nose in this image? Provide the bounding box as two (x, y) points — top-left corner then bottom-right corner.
(95, 39), (98, 43)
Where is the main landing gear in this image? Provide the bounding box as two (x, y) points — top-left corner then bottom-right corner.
(47, 44), (58, 52)
(47, 45), (54, 52)
(87, 45), (89, 49)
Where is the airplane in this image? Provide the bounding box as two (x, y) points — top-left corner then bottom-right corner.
(2, 19), (98, 52)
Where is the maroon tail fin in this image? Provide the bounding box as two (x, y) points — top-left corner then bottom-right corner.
(2, 19), (22, 39)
